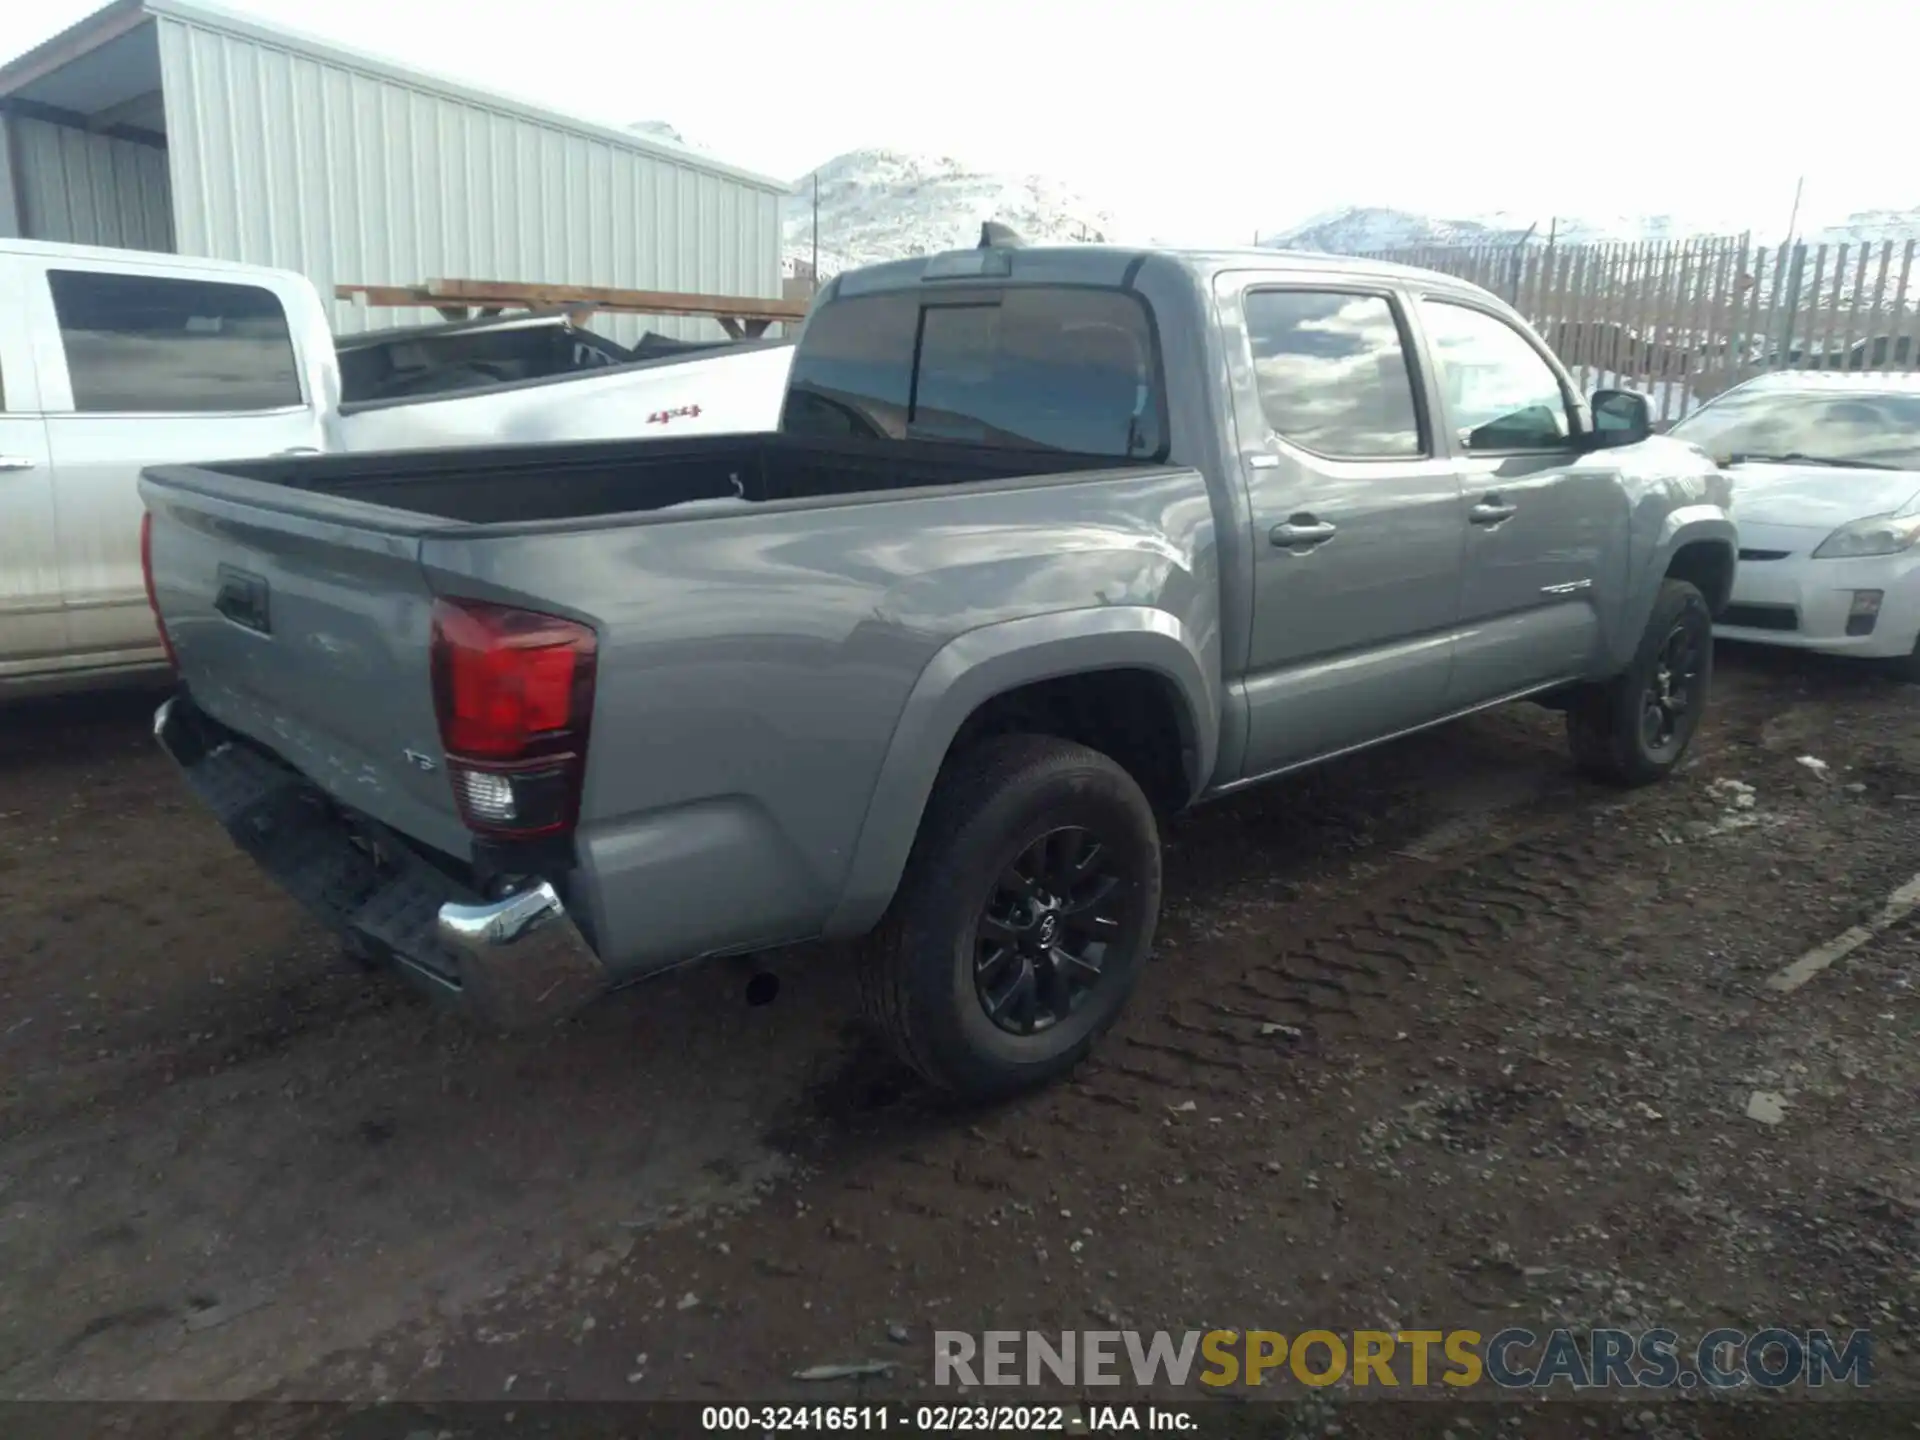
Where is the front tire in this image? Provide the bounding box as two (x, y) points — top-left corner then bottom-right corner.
(1567, 578), (1713, 786)
(858, 734), (1162, 1101)
(1885, 633), (1920, 685)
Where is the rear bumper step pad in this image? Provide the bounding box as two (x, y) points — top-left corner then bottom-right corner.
(153, 694), (604, 1028)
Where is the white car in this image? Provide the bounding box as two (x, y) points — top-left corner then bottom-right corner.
(1668, 371), (1920, 679)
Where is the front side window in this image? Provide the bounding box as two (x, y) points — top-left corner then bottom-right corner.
(1670, 389), (1920, 471)
(1242, 289), (1424, 459)
(1418, 299), (1572, 452)
(49, 270), (301, 414)
(783, 286), (1165, 459)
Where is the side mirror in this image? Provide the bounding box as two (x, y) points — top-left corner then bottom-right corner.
(1589, 389), (1652, 447)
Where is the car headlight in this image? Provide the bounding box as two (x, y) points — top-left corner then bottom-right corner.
(1811, 512), (1920, 559)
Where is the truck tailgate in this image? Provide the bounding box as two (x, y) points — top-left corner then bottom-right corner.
(141, 475), (470, 860)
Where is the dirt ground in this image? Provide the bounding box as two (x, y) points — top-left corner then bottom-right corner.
(2, 647), (1917, 1435)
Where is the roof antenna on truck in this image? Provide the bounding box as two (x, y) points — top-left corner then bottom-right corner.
(979, 220), (1026, 249)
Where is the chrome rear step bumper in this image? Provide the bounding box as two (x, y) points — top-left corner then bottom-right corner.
(154, 694), (604, 1028)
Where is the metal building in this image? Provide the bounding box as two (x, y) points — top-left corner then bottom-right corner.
(0, 0), (787, 341)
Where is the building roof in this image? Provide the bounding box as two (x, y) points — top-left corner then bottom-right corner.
(0, 0), (789, 194)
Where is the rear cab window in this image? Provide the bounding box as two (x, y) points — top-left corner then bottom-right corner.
(782, 285), (1167, 460)
(48, 269), (302, 414)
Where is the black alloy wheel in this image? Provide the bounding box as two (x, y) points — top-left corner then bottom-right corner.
(1640, 619), (1702, 759)
(1566, 577), (1713, 787)
(973, 826), (1126, 1035)
(857, 734), (1163, 1100)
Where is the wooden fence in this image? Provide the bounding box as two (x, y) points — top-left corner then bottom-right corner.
(1364, 236), (1920, 420)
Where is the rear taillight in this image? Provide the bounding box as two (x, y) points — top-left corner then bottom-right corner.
(430, 597), (597, 838)
(139, 511), (178, 670)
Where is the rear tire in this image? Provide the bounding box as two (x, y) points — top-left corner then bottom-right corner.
(857, 734), (1162, 1102)
(1567, 578), (1713, 786)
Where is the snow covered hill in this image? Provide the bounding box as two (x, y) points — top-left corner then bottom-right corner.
(1262, 204), (1920, 256)
(1259, 206), (1749, 255)
(756, 142), (1920, 281)
(1807, 209), (1920, 247)
(1257, 207), (1520, 254)
(626, 120), (709, 154)
(782, 149), (1119, 277)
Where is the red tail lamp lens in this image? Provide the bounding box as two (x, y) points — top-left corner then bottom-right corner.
(430, 598), (597, 836)
(139, 511), (178, 670)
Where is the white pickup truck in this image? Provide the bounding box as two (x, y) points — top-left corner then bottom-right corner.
(0, 238), (792, 695)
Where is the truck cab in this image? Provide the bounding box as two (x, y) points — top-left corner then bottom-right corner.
(0, 239), (333, 693)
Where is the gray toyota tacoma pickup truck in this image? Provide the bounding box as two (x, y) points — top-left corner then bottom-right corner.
(143, 234), (1737, 1099)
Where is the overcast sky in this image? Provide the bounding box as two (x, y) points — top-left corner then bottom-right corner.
(5, 0), (1916, 242)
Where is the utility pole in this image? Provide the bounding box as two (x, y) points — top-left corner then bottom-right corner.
(811, 171), (819, 286)
(1508, 221), (1538, 305)
(1774, 239), (1807, 371)
(1769, 178), (1807, 371)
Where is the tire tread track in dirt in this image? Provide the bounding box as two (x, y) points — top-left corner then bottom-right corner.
(16, 665), (1920, 1408)
(1066, 815), (1642, 1104)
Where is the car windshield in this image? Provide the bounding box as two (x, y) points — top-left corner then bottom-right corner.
(1670, 389), (1920, 471)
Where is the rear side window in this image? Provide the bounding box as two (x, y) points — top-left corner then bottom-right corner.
(1243, 290), (1424, 459)
(49, 270), (301, 414)
(783, 286), (1165, 459)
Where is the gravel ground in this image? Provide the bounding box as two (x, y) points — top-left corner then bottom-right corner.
(1, 648), (1916, 1436)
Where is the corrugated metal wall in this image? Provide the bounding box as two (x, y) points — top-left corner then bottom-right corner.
(8, 114), (175, 252)
(0, 119), (19, 239)
(154, 15), (784, 344)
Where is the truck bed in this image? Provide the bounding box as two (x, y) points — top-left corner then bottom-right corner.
(140, 434), (1217, 981)
(155, 433), (1135, 527)
(326, 341), (794, 453)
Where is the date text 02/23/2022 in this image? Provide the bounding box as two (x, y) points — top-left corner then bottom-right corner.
(699, 1404), (1195, 1431)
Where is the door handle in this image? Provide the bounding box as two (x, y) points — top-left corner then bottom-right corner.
(0, 455), (37, 471)
(276, 446), (322, 457)
(1270, 517), (1337, 548)
(1469, 498), (1518, 525)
